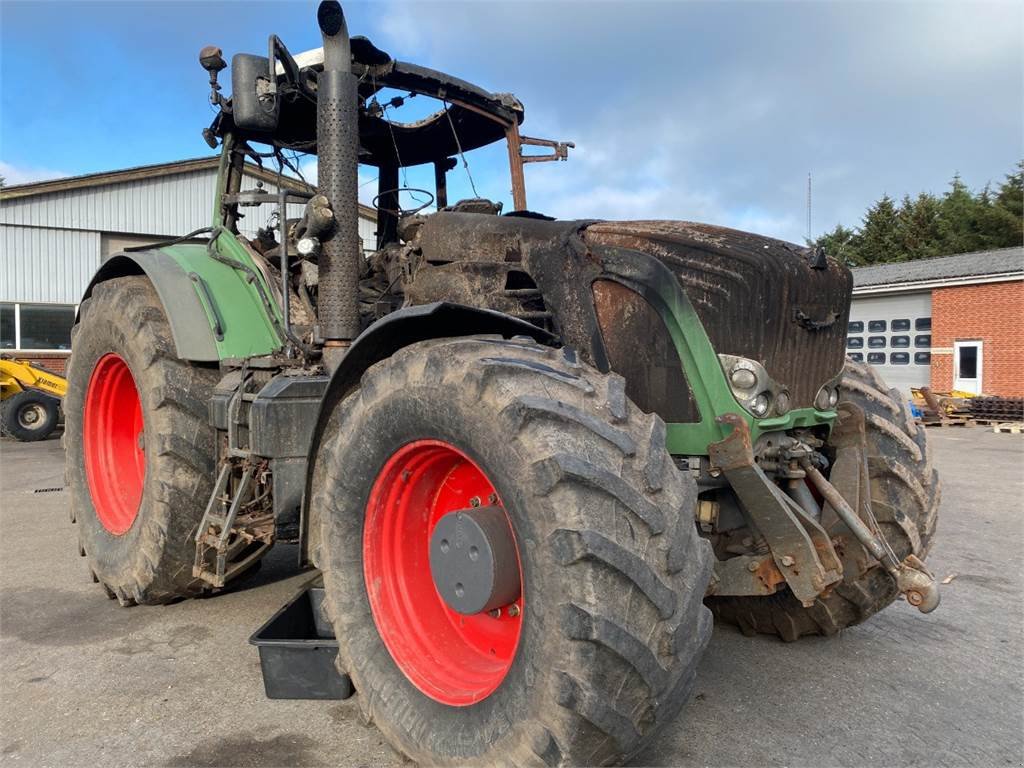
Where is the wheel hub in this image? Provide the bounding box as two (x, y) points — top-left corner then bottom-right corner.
(429, 506), (521, 616)
(19, 405), (43, 428)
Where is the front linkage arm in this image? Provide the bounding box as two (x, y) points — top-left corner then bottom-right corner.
(707, 413), (844, 607)
(798, 402), (940, 613)
(707, 407), (939, 613)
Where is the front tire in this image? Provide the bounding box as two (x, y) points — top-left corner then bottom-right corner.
(65, 277), (219, 605)
(2, 390), (60, 441)
(708, 358), (940, 640)
(310, 336), (713, 766)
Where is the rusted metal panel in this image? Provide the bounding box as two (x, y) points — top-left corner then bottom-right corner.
(585, 220), (852, 408)
(592, 279), (697, 422)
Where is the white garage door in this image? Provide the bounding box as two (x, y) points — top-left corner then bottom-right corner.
(847, 292), (932, 396)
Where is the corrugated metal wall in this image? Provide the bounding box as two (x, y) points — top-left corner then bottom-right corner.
(1, 170), (215, 237)
(0, 167), (378, 305)
(0, 169), (308, 238)
(1, 225), (100, 303)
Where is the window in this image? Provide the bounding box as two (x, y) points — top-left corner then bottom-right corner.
(867, 352), (885, 364)
(914, 352), (931, 365)
(0, 304), (14, 349)
(915, 317), (932, 331)
(957, 345), (978, 379)
(891, 319), (910, 331)
(890, 352), (910, 365)
(848, 352), (864, 362)
(915, 334), (931, 348)
(868, 320), (887, 332)
(847, 336), (864, 349)
(2, 303), (76, 351)
(868, 336), (886, 348)
(848, 321), (864, 333)
(891, 336), (910, 348)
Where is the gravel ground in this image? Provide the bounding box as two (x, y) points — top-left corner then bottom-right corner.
(0, 426), (1021, 767)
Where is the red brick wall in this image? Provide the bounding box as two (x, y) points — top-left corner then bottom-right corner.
(12, 354), (69, 376)
(931, 280), (1024, 396)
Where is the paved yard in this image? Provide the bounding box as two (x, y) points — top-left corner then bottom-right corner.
(0, 427), (1021, 767)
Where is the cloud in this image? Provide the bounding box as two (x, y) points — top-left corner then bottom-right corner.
(0, 161), (69, 186)
(362, 0), (1021, 244)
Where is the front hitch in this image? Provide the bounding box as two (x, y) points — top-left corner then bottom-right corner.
(800, 457), (940, 613)
(707, 413), (844, 607)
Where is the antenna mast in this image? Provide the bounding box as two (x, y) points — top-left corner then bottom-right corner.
(806, 172), (812, 243)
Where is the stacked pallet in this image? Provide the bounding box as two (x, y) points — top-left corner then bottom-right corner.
(968, 396), (1024, 423)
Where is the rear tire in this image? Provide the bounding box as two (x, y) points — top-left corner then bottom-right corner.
(708, 358), (940, 640)
(65, 276), (219, 606)
(310, 335), (713, 766)
(2, 390), (60, 441)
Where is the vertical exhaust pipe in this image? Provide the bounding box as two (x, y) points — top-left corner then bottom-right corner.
(316, 0), (360, 366)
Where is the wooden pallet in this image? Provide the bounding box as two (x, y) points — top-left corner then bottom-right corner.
(992, 422), (1024, 434)
(919, 416), (972, 428)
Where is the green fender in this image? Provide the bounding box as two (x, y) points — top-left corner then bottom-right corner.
(79, 236), (282, 362)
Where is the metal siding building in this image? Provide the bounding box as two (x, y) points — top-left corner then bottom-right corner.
(0, 158), (377, 364)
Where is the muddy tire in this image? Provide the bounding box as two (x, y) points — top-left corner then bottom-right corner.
(65, 276), (219, 606)
(310, 335), (713, 766)
(2, 390), (60, 441)
(708, 358), (940, 640)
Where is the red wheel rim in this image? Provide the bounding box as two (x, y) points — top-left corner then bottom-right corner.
(363, 440), (523, 706)
(83, 353), (145, 535)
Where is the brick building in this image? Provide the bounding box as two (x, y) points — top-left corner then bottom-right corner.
(849, 247), (1024, 397)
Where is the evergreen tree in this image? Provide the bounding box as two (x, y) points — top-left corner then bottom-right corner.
(815, 160), (1023, 264)
(993, 161), (1023, 244)
(936, 173), (986, 254)
(857, 194), (901, 264)
(897, 192), (942, 261)
(816, 223), (860, 265)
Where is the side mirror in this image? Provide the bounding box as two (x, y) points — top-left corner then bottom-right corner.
(231, 53), (279, 132)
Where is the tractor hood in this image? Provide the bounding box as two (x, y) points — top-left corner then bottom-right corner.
(402, 211), (852, 421)
(582, 220), (852, 409)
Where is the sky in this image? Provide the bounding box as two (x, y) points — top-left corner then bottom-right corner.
(1, 0), (1021, 244)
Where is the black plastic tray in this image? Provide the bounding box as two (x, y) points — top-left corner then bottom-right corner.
(249, 584), (354, 700)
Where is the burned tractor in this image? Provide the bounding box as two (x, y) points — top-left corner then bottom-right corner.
(64, 3), (940, 765)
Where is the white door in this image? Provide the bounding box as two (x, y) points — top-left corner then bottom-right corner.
(954, 341), (983, 394)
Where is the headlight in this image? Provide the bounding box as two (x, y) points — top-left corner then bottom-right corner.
(730, 367), (757, 390)
(719, 354), (790, 419)
(775, 390), (791, 414)
(814, 383), (841, 411)
(751, 393), (770, 417)
(296, 236), (320, 257)
(815, 387), (831, 411)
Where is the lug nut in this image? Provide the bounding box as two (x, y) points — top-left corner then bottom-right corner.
(469, 496), (481, 507)
(508, 604), (520, 617)
(488, 608), (502, 618)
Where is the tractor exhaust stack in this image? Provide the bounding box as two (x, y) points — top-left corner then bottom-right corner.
(315, 0), (361, 366)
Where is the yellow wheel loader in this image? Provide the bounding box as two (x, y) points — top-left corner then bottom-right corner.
(0, 357), (66, 441)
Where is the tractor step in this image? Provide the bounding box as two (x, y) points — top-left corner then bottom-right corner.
(193, 461), (274, 588)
